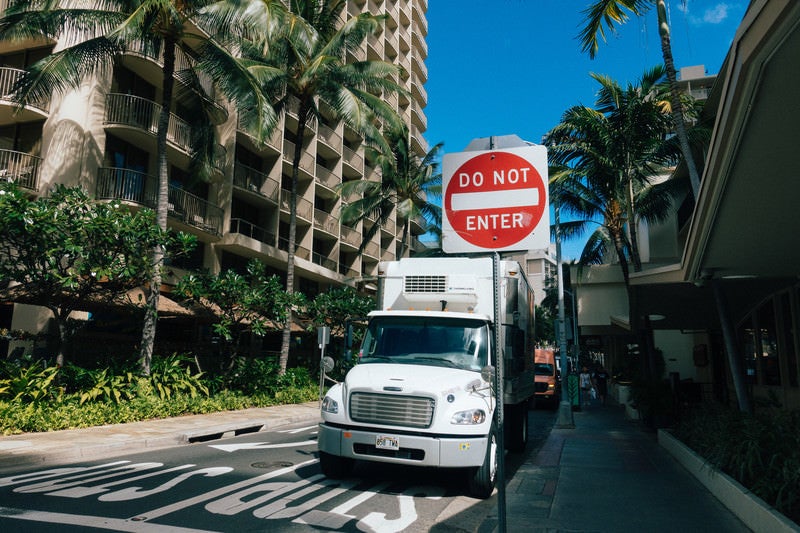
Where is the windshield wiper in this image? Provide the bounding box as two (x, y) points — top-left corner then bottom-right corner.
(410, 356), (458, 368)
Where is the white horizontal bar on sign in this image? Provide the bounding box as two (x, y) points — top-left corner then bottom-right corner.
(451, 189), (540, 211)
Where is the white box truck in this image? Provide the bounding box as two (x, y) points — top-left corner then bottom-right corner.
(318, 256), (536, 498)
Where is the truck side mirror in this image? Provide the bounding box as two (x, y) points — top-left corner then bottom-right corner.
(481, 365), (495, 384)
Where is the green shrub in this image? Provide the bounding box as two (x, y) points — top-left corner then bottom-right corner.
(674, 404), (800, 523)
(149, 353), (209, 399)
(0, 360), (62, 403)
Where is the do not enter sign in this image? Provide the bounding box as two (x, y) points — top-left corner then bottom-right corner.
(442, 144), (549, 253)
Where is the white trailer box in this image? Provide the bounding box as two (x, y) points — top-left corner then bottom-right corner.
(318, 257), (535, 498)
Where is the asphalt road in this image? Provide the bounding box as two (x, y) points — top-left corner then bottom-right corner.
(0, 407), (557, 532)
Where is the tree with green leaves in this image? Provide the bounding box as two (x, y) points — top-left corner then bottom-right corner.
(0, 0), (279, 375)
(175, 258), (303, 372)
(223, 0), (407, 374)
(339, 125), (443, 259)
(545, 67), (693, 380)
(578, 0), (703, 198)
(0, 182), (194, 367)
(545, 66), (685, 287)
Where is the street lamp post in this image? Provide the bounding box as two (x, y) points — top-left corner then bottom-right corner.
(554, 203), (575, 429)
(564, 288), (579, 362)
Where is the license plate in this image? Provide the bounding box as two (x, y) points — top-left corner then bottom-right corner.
(375, 435), (399, 450)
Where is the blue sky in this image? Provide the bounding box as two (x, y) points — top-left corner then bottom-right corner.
(422, 0), (748, 259)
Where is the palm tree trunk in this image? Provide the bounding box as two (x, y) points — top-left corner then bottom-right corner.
(656, 0), (702, 198)
(279, 103), (310, 375)
(139, 37), (177, 376)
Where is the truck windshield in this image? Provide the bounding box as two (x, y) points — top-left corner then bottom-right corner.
(359, 316), (489, 371)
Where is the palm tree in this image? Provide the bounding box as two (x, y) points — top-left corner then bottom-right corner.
(545, 66), (680, 287)
(338, 125), (443, 259)
(223, 0), (407, 374)
(0, 1), (278, 374)
(578, 0), (703, 199)
(545, 67), (684, 380)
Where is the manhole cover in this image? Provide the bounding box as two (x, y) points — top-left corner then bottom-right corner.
(252, 461), (294, 469)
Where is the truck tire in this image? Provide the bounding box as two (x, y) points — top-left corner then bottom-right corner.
(505, 402), (528, 453)
(467, 422), (498, 499)
(319, 451), (354, 479)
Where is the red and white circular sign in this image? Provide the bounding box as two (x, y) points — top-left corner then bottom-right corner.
(442, 145), (549, 253)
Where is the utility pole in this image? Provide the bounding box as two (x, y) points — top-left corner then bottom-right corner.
(554, 202), (575, 429)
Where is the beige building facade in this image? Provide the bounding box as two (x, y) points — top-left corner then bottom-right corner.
(0, 0), (429, 356)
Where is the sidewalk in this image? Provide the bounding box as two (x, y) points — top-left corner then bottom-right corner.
(0, 401), (321, 474)
(483, 403), (753, 533)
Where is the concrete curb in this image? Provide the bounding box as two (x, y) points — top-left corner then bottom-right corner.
(0, 402), (321, 474)
(658, 429), (800, 533)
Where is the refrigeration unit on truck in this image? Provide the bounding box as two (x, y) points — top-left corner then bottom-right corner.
(318, 256), (536, 498)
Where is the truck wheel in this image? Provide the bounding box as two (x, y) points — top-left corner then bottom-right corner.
(319, 452), (354, 479)
(505, 402), (528, 453)
(467, 423), (498, 499)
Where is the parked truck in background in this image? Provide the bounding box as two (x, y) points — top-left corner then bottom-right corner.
(534, 348), (560, 409)
(318, 256), (536, 498)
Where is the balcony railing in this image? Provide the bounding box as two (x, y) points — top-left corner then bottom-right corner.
(105, 93), (192, 151)
(338, 264), (359, 278)
(340, 225), (362, 248)
(282, 139), (316, 177)
(315, 165), (340, 190)
(96, 167), (223, 235)
(233, 163), (279, 203)
(311, 251), (337, 271)
(0, 149), (42, 191)
(342, 146), (364, 174)
(0, 67), (49, 112)
(313, 208), (339, 236)
(277, 237), (311, 261)
(125, 40), (217, 104)
(229, 218), (276, 246)
(363, 240), (380, 260)
(318, 123), (342, 151)
(280, 189), (313, 221)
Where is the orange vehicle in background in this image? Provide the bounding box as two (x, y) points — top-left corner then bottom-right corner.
(534, 348), (559, 409)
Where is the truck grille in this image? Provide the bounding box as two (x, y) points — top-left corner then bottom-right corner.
(404, 275), (446, 294)
(349, 392), (435, 428)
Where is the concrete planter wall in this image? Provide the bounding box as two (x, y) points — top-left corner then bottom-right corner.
(658, 429), (800, 533)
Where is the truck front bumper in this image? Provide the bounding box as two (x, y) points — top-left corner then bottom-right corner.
(318, 423), (488, 468)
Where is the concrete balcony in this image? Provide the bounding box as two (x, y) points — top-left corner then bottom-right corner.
(0, 67), (50, 120)
(229, 217), (276, 247)
(313, 207), (339, 238)
(277, 237), (311, 262)
(315, 164), (340, 192)
(0, 149), (41, 191)
(282, 139), (315, 180)
(342, 145), (364, 177)
(340, 225), (362, 250)
(96, 167), (223, 236)
(311, 250), (337, 272)
(279, 188), (313, 223)
(233, 162), (280, 204)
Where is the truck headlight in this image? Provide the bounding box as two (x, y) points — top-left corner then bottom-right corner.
(321, 396), (338, 414)
(451, 409), (486, 425)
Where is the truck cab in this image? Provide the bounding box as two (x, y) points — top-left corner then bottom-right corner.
(317, 257), (535, 498)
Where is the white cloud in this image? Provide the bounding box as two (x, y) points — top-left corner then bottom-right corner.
(703, 4), (730, 24)
(679, 2), (732, 25)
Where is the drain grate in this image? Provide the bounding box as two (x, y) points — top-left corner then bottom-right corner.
(252, 461), (294, 469)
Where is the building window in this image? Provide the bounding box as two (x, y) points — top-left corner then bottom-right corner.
(757, 300), (780, 386)
(783, 291), (799, 387)
(738, 319), (758, 384)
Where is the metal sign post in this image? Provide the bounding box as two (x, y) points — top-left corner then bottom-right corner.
(492, 252), (507, 533)
(317, 326), (330, 407)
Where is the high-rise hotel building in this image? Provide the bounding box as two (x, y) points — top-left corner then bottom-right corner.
(0, 0), (429, 339)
